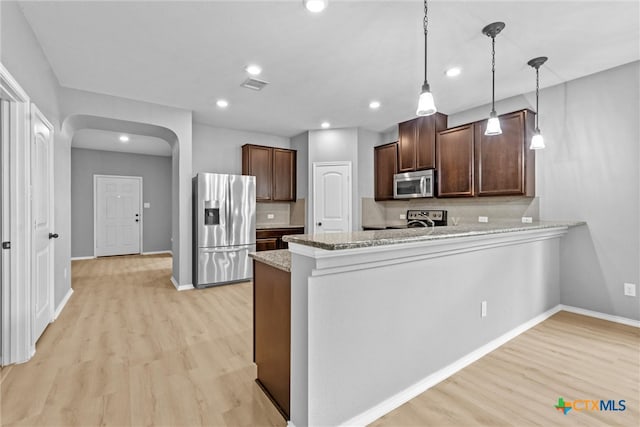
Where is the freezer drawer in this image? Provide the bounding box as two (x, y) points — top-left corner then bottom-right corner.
(196, 244), (255, 287)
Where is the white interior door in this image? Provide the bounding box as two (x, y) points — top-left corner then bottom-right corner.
(94, 175), (142, 257)
(0, 100), (9, 361)
(31, 106), (54, 343)
(313, 162), (352, 234)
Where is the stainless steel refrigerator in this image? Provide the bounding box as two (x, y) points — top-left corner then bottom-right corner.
(192, 173), (256, 288)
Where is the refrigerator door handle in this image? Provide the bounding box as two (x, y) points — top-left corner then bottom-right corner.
(200, 246), (249, 253)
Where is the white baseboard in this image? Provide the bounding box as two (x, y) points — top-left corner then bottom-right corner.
(171, 276), (194, 291)
(142, 250), (172, 256)
(71, 256), (95, 261)
(53, 288), (74, 320)
(559, 304), (640, 328)
(341, 305), (563, 427)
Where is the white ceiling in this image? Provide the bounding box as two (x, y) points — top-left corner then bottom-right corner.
(72, 129), (172, 156)
(19, 1), (640, 137)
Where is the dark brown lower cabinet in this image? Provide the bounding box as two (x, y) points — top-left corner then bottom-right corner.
(256, 227), (304, 251)
(253, 260), (290, 420)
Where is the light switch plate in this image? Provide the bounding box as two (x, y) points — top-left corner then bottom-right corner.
(267, 214), (275, 219)
(400, 214), (406, 220)
(478, 216), (489, 223)
(522, 216), (533, 223)
(624, 283), (637, 297)
(143, 202), (151, 208)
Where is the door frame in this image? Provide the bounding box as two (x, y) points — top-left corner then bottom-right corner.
(30, 105), (55, 344)
(0, 62), (33, 365)
(311, 161), (352, 234)
(93, 175), (144, 257)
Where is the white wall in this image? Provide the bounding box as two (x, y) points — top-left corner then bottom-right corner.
(448, 61), (640, 320)
(0, 1), (71, 309)
(307, 128), (359, 232)
(192, 123), (290, 175)
(357, 128), (382, 200)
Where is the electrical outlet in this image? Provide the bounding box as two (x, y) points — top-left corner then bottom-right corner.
(478, 216), (489, 223)
(143, 202), (151, 209)
(400, 214), (406, 220)
(624, 283), (637, 297)
(522, 216), (533, 223)
(267, 214), (275, 219)
(481, 301), (487, 318)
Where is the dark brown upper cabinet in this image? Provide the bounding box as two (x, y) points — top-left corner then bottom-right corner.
(242, 144), (297, 202)
(474, 109), (535, 197)
(437, 124), (475, 197)
(398, 113), (448, 172)
(374, 142), (398, 201)
(272, 148), (297, 201)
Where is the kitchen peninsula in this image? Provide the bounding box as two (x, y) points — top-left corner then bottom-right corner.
(268, 220), (584, 426)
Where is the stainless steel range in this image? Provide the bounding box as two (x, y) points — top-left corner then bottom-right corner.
(406, 209), (448, 228)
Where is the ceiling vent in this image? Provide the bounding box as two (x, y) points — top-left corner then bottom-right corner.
(241, 77), (269, 91)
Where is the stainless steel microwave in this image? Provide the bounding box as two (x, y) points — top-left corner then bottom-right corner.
(393, 170), (435, 199)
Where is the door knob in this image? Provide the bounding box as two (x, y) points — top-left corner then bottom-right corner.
(135, 219), (139, 222)
(317, 222), (322, 226)
(48, 233), (59, 239)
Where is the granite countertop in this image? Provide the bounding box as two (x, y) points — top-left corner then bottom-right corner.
(256, 224), (305, 230)
(362, 224), (408, 230)
(283, 220), (586, 251)
(249, 249), (291, 272)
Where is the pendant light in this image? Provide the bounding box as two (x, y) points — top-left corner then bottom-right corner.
(416, 0), (436, 116)
(528, 56), (548, 150)
(482, 22), (505, 135)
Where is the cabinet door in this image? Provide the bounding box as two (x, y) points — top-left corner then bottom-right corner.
(475, 111), (533, 196)
(398, 119), (418, 172)
(374, 142), (398, 201)
(437, 125), (474, 197)
(416, 113), (447, 170)
(272, 149), (296, 202)
(256, 238), (278, 252)
(243, 145), (273, 201)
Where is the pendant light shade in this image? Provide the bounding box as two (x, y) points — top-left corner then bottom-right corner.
(485, 111), (502, 136)
(416, 0), (437, 116)
(530, 131), (545, 150)
(527, 56), (548, 150)
(482, 22), (505, 136)
(417, 84), (437, 116)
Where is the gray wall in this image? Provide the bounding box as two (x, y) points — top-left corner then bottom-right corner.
(71, 148), (172, 257)
(448, 61), (640, 320)
(1, 1), (72, 309)
(192, 122), (290, 175)
(291, 131), (309, 200)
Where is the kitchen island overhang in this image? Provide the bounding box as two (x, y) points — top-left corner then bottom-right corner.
(284, 222), (584, 427)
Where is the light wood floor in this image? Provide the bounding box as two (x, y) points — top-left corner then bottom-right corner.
(1, 254), (285, 426)
(373, 311), (640, 427)
(1, 255), (638, 427)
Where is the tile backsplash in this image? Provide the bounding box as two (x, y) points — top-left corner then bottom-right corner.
(362, 196), (539, 227)
(256, 202), (290, 226)
(256, 199), (306, 227)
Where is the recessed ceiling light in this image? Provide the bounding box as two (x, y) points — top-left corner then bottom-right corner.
(445, 67), (462, 78)
(245, 64), (262, 76)
(321, 121), (331, 129)
(369, 101), (381, 110)
(304, 0), (327, 13)
(119, 135), (130, 143)
(216, 99), (229, 108)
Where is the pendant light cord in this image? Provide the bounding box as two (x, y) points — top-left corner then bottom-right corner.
(535, 67), (540, 130)
(423, 0), (428, 85)
(491, 36), (496, 113)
